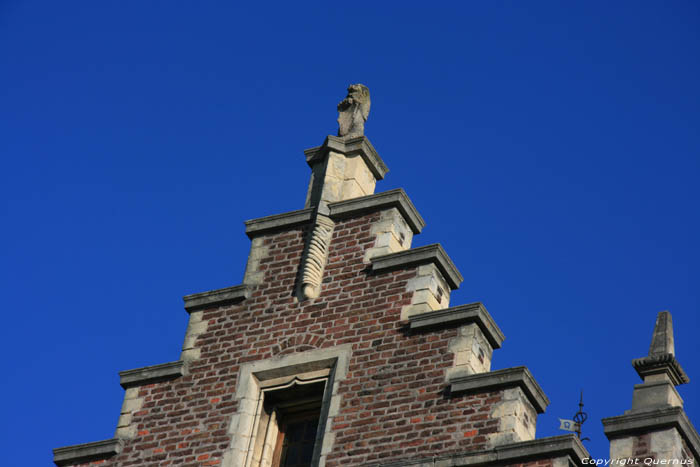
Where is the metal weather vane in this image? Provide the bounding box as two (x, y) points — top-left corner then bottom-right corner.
(559, 390), (590, 441)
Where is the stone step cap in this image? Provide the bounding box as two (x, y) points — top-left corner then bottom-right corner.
(371, 243), (463, 290)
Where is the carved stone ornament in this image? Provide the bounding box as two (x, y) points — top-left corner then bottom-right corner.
(301, 215), (335, 299)
(337, 84), (371, 138)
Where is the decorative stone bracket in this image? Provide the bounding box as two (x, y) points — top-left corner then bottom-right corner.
(300, 214), (335, 299)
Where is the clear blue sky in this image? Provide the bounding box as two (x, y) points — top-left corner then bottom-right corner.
(1, 2), (698, 465)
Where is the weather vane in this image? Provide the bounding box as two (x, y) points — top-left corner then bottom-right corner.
(559, 390), (590, 441)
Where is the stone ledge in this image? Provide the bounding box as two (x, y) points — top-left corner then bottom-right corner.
(119, 360), (186, 389)
(304, 135), (388, 180)
(409, 302), (505, 349)
(371, 244), (463, 289)
(183, 284), (249, 312)
(449, 366), (549, 413)
(363, 434), (588, 467)
(245, 207), (314, 238)
(328, 188), (425, 234)
(602, 406), (700, 460)
(632, 353), (689, 386)
(53, 438), (123, 466)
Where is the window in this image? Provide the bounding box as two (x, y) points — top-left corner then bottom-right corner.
(224, 346), (351, 467)
(253, 371), (328, 467)
(268, 379), (325, 466)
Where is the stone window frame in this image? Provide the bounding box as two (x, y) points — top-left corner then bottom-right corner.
(223, 346), (351, 467)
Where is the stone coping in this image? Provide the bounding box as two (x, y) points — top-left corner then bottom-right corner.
(408, 302), (505, 349)
(183, 284), (249, 312)
(449, 366), (550, 413)
(119, 360), (186, 389)
(602, 406), (700, 460)
(245, 207), (315, 238)
(328, 188), (426, 234)
(304, 135), (389, 180)
(53, 438), (123, 466)
(371, 244), (463, 290)
(363, 434), (588, 467)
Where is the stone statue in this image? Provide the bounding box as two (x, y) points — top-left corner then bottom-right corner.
(337, 84), (371, 138)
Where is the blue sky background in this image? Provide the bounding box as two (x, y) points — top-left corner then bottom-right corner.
(1, 1), (699, 465)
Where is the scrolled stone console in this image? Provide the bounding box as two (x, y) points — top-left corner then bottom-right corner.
(300, 214), (335, 299)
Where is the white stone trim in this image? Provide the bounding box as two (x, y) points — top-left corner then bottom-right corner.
(244, 236), (269, 287)
(115, 387), (144, 439)
(401, 264), (451, 320)
(180, 310), (207, 362)
(487, 387), (538, 447)
(447, 323), (494, 378)
(363, 207), (414, 262)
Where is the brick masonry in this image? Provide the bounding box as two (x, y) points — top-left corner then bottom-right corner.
(55, 201), (579, 466)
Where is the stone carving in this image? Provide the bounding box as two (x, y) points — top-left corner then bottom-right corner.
(337, 84), (371, 138)
(301, 216), (335, 299)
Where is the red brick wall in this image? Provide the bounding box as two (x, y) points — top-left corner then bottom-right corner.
(87, 210), (510, 466)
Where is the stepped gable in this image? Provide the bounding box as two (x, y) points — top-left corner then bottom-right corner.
(54, 84), (597, 467)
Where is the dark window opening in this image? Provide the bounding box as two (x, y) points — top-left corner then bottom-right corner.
(264, 380), (325, 467)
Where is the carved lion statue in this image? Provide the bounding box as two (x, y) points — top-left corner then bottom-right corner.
(337, 84), (371, 138)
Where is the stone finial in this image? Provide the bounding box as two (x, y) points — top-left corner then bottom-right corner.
(337, 84), (370, 138)
(649, 310), (674, 356)
(632, 311), (689, 386)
